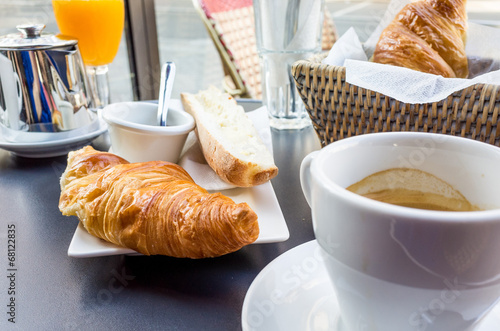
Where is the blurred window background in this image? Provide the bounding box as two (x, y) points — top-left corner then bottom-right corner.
(0, 0), (498, 103)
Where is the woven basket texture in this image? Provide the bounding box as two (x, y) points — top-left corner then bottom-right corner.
(292, 54), (500, 148)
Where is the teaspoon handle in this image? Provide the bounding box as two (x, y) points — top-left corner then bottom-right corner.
(158, 62), (176, 126)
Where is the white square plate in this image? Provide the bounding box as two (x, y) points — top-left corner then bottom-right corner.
(68, 181), (288, 257)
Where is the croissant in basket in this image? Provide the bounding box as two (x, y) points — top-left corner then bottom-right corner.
(58, 146), (259, 258)
(372, 0), (468, 78)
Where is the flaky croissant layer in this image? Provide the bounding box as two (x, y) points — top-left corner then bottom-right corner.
(373, 0), (468, 78)
(59, 146), (259, 258)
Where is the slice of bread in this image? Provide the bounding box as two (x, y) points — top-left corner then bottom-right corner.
(180, 86), (278, 187)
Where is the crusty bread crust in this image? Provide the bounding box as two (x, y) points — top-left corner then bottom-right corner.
(181, 91), (278, 187)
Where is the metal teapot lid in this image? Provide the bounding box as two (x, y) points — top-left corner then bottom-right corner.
(0, 24), (77, 50)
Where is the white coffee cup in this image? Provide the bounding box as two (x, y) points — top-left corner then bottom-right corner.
(300, 132), (500, 331)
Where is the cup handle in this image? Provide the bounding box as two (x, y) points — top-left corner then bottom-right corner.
(300, 150), (319, 207)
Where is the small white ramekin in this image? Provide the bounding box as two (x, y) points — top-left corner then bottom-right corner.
(101, 101), (195, 163)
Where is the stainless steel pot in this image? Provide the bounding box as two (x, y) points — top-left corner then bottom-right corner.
(0, 24), (94, 139)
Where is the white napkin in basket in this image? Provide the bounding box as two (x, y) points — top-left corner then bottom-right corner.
(178, 106), (273, 191)
(321, 27), (367, 66)
(344, 59), (500, 104)
(322, 0), (500, 104)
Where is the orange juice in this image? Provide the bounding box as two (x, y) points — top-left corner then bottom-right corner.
(52, 0), (124, 66)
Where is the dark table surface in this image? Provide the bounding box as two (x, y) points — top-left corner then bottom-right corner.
(0, 100), (321, 331)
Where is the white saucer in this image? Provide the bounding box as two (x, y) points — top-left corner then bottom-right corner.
(0, 118), (107, 158)
(241, 240), (500, 331)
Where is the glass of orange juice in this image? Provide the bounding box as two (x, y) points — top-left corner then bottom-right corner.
(52, 0), (125, 108)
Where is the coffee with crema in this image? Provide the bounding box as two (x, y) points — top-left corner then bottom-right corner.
(346, 168), (479, 211)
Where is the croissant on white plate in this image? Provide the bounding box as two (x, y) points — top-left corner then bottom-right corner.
(372, 0), (468, 78)
(58, 146), (260, 258)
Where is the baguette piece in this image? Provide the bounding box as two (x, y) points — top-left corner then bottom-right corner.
(181, 87), (278, 187)
(59, 146), (260, 258)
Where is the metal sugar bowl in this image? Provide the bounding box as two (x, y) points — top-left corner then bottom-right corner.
(0, 24), (96, 143)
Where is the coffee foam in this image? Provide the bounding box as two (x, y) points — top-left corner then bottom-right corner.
(347, 168), (477, 211)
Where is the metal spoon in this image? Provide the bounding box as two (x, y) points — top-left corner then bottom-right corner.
(157, 62), (176, 126)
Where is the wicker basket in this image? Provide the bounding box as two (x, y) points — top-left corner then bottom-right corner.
(292, 54), (500, 148)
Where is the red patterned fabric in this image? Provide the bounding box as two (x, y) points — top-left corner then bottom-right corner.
(199, 0), (261, 98)
(197, 0), (337, 99)
(202, 0), (253, 15)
